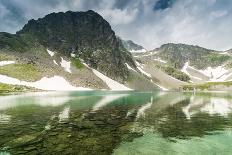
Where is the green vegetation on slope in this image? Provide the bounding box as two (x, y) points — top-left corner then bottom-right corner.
(156, 65), (190, 82)
(0, 33), (28, 52)
(182, 81), (232, 91)
(190, 54), (230, 69)
(71, 58), (84, 69)
(0, 64), (42, 81)
(156, 43), (231, 69)
(0, 83), (33, 93)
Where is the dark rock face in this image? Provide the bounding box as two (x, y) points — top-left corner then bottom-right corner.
(17, 10), (135, 82)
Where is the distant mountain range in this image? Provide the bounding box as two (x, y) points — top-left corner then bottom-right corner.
(120, 39), (147, 53)
(0, 10), (232, 92)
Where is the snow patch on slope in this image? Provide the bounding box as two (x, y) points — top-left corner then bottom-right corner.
(47, 49), (55, 57)
(0, 61), (15, 66)
(141, 52), (156, 57)
(181, 62), (203, 81)
(130, 49), (146, 53)
(53, 60), (58, 65)
(92, 69), (131, 91)
(82, 62), (131, 90)
(150, 79), (168, 91)
(0, 75), (91, 91)
(199, 66), (230, 82)
(181, 62), (191, 76)
(125, 63), (137, 72)
(60, 57), (71, 73)
(153, 58), (167, 63)
(155, 83), (168, 91)
(71, 53), (76, 58)
(181, 62), (232, 82)
(137, 67), (151, 77)
(219, 51), (229, 55)
(135, 61), (152, 78)
(135, 61), (169, 90)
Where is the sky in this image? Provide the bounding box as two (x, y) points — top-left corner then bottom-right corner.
(0, 0), (232, 51)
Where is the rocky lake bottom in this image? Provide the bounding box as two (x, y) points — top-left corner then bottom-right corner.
(0, 91), (232, 154)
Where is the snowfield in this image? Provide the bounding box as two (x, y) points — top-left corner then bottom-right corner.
(219, 51), (229, 55)
(47, 49), (55, 57)
(83, 63), (131, 90)
(92, 69), (131, 90)
(60, 57), (71, 73)
(0, 61), (15, 66)
(199, 66), (231, 81)
(130, 49), (147, 53)
(153, 58), (167, 63)
(181, 62), (232, 82)
(0, 60), (81, 91)
(0, 59), (131, 91)
(181, 62), (203, 81)
(71, 53), (76, 58)
(53, 60), (58, 65)
(154, 83), (168, 91)
(125, 63), (137, 72)
(135, 61), (152, 78)
(0, 75), (91, 91)
(140, 52), (156, 57)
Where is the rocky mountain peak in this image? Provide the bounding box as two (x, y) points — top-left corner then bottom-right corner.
(16, 10), (135, 82)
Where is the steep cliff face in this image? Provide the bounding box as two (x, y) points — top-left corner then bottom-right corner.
(15, 10), (135, 82)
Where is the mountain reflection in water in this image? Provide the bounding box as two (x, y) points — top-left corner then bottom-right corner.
(0, 91), (232, 155)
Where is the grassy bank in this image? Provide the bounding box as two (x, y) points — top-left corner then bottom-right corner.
(0, 64), (42, 81)
(182, 81), (232, 91)
(0, 83), (35, 93)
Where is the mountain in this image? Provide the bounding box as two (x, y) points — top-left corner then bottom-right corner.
(1, 10), (232, 92)
(0, 10), (159, 91)
(18, 10), (138, 82)
(121, 39), (147, 53)
(133, 43), (232, 90)
(153, 43), (230, 69)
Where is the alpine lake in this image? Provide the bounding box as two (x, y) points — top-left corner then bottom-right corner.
(0, 91), (232, 155)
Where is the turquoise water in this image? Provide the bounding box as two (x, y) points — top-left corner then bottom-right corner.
(0, 91), (232, 154)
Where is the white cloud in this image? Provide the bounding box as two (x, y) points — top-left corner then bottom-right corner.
(99, 8), (138, 25)
(0, 0), (232, 51)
